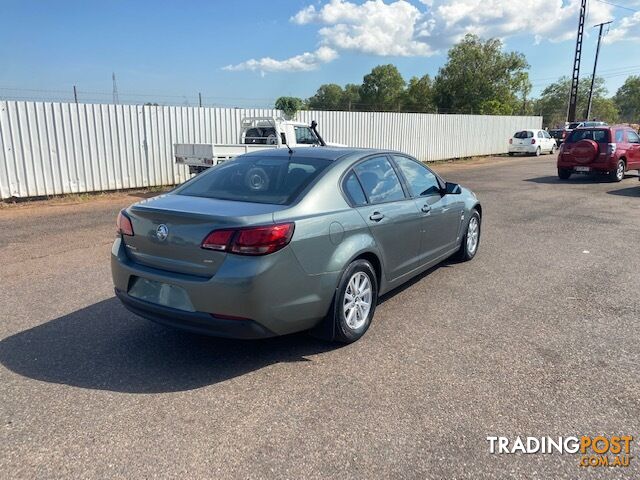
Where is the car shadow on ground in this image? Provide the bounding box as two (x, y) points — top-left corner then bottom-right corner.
(1, 261), (452, 394)
(524, 174), (637, 185)
(0, 297), (340, 394)
(607, 186), (640, 197)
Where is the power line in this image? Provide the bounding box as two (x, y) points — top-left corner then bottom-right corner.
(594, 0), (639, 12)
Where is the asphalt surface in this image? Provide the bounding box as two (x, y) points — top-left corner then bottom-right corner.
(1, 154), (639, 479)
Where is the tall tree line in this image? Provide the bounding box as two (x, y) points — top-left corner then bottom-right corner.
(276, 34), (639, 126)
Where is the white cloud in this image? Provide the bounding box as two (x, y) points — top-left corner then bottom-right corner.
(223, 47), (338, 73)
(226, 0), (634, 74)
(424, 0), (613, 47)
(292, 0), (435, 56)
(605, 12), (640, 44)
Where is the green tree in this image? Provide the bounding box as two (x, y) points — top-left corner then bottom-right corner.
(275, 96), (304, 119)
(478, 99), (514, 115)
(359, 64), (406, 111)
(307, 84), (344, 110)
(433, 34), (530, 114)
(402, 75), (435, 113)
(614, 75), (640, 122)
(342, 83), (361, 111)
(534, 76), (618, 126)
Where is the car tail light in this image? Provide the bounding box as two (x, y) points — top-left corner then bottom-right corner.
(531, 138), (536, 145)
(116, 210), (134, 236)
(607, 143), (617, 155)
(201, 229), (235, 251)
(201, 223), (294, 255)
(509, 138), (513, 144)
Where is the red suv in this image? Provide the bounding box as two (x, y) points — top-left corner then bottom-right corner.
(557, 126), (640, 181)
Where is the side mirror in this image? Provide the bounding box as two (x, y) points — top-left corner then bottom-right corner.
(444, 182), (462, 195)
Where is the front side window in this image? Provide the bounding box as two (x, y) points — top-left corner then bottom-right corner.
(353, 156), (405, 204)
(177, 156), (331, 205)
(294, 126), (318, 145)
(393, 155), (440, 197)
(627, 130), (640, 144)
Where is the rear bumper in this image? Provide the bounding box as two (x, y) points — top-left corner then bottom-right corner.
(558, 154), (618, 172)
(508, 145), (537, 154)
(111, 238), (338, 337)
(115, 288), (276, 339)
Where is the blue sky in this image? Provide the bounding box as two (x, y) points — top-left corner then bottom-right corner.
(1, 0), (639, 107)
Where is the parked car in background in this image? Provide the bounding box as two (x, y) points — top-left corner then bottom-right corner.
(549, 128), (567, 147)
(557, 125), (640, 181)
(112, 148), (482, 344)
(508, 129), (557, 156)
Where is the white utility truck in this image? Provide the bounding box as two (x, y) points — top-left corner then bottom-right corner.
(174, 116), (334, 174)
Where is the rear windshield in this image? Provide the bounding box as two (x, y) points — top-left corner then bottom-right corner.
(176, 156), (332, 205)
(514, 131), (533, 139)
(568, 122), (582, 129)
(566, 129), (610, 144)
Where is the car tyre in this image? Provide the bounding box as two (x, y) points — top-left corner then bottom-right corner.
(610, 159), (625, 182)
(455, 210), (481, 262)
(558, 168), (572, 180)
(508, 152), (515, 156)
(551, 145), (556, 154)
(534, 147), (541, 157)
(333, 259), (378, 343)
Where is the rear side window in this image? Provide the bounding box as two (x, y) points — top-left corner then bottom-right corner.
(566, 129), (610, 143)
(514, 131), (533, 139)
(353, 156), (405, 204)
(537, 131), (544, 138)
(615, 130), (625, 143)
(343, 171), (367, 206)
(176, 156), (331, 205)
(392, 155), (441, 197)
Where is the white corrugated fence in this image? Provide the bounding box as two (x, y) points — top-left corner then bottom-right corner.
(0, 100), (541, 199)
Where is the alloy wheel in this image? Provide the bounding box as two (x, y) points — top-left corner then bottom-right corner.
(343, 272), (372, 330)
(467, 217), (479, 255)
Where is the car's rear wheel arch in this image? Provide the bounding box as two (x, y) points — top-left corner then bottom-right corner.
(353, 252), (382, 289)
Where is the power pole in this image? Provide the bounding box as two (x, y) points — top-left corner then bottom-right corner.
(112, 72), (119, 105)
(567, 0), (587, 123)
(585, 21), (612, 120)
(73, 85), (78, 103)
(199, 92), (202, 107)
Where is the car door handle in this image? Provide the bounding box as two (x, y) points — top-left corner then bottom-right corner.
(369, 212), (384, 222)
(421, 204), (431, 213)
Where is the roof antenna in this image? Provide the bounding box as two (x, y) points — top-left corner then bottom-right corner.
(282, 133), (293, 155)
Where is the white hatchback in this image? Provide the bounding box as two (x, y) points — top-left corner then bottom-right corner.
(508, 129), (557, 156)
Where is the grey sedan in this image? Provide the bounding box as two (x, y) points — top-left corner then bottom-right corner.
(112, 148), (482, 343)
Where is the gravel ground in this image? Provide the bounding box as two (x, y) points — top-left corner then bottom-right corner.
(1, 154), (639, 479)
